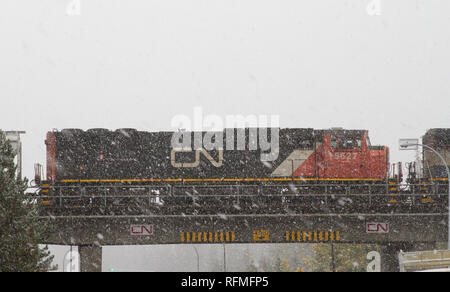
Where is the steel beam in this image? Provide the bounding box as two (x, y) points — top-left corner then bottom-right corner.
(41, 213), (448, 246)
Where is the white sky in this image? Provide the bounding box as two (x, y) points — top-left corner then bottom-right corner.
(1, 1), (450, 270)
(1, 0), (449, 179)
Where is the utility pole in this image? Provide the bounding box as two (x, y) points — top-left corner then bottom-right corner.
(223, 243), (226, 272)
(193, 246), (200, 272)
(331, 243), (336, 272)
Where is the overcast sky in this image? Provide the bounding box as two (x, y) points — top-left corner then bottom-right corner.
(1, 0), (449, 271)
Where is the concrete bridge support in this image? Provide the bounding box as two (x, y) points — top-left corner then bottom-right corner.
(79, 245), (102, 272)
(380, 242), (437, 272)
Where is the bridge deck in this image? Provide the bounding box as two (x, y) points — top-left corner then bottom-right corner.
(40, 212), (448, 246)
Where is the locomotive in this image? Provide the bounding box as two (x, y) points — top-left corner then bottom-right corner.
(35, 127), (449, 214)
(41, 127), (389, 185)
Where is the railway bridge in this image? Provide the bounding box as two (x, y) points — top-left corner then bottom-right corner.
(37, 183), (449, 272)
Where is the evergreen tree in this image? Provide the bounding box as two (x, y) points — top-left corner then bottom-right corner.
(0, 131), (55, 272)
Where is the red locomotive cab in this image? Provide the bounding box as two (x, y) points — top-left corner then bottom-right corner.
(287, 129), (389, 181)
(318, 129), (389, 180)
(320, 129), (365, 179)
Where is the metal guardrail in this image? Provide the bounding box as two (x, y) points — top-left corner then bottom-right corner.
(399, 250), (450, 272)
(36, 183), (448, 210)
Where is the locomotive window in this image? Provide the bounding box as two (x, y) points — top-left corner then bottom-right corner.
(331, 136), (362, 149)
(366, 136), (371, 147)
(331, 137), (337, 148)
(356, 138), (362, 148)
(345, 139), (353, 149)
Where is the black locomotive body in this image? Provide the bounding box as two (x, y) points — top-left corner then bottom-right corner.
(46, 128), (317, 183)
(45, 127), (388, 184)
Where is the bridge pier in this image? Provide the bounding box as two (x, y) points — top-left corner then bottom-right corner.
(79, 245), (102, 272)
(380, 242), (437, 272)
(380, 243), (411, 272)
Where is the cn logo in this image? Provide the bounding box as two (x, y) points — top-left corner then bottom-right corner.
(366, 223), (389, 233)
(171, 148), (223, 168)
(130, 225), (153, 236)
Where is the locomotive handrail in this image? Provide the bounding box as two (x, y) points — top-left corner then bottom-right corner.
(40, 183), (446, 194)
(37, 184), (449, 205)
(36, 182), (449, 216)
(37, 192), (449, 198)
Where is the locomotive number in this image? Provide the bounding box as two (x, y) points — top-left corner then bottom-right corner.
(334, 152), (358, 161)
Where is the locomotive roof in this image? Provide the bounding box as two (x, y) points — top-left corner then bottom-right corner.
(321, 129), (366, 135)
(55, 128), (367, 134)
(423, 128), (450, 146)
